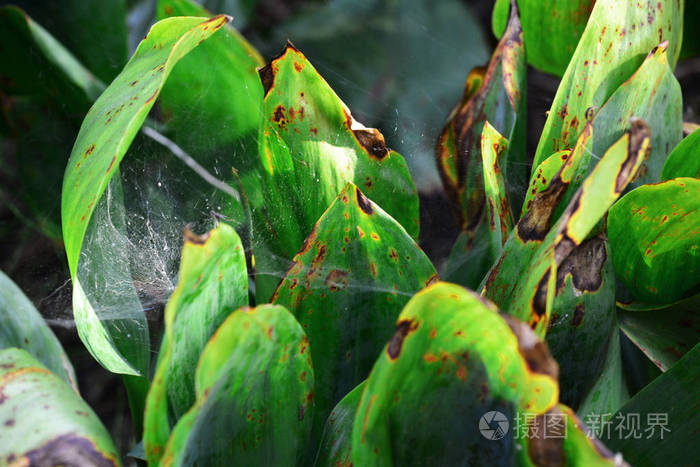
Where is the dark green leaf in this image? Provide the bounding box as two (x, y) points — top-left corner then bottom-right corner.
(144, 222), (248, 463)
(159, 304), (314, 466)
(315, 381), (365, 467)
(272, 182), (437, 444)
(604, 342), (700, 466)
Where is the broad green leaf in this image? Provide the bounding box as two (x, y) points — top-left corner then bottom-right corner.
(618, 294), (700, 371)
(160, 304), (314, 466)
(272, 182), (437, 444)
(60, 15), (230, 375)
(607, 178), (700, 305)
(589, 42), (682, 187)
(533, 0), (683, 170)
(315, 381), (365, 467)
(436, 4), (526, 231)
(492, 0), (595, 76)
(351, 282), (559, 466)
(0, 6), (104, 112)
(9, 0), (128, 83)
(253, 43), (418, 302)
(661, 128), (700, 180)
(0, 270), (77, 389)
(545, 234), (616, 409)
(577, 326), (630, 429)
(156, 0), (264, 159)
(260, 0), (490, 191)
(483, 121), (649, 336)
(0, 348), (119, 466)
(144, 222), (248, 464)
(604, 342), (700, 466)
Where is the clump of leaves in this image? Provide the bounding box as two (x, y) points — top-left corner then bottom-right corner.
(0, 0), (698, 466)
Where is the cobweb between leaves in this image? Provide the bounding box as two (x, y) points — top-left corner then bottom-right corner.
(54, 0), (543, 367)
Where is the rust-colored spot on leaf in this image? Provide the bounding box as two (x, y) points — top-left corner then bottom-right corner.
(325, 269), (349, 291)
(24, 433), (117, 467)
(387, 319), (418, 360)
(572, 304), (585, 327)
(106, 155), (117, 174)
(353, 127), (389, 160)
(356, 187), (374, 214)
(518, 176), (568, 242)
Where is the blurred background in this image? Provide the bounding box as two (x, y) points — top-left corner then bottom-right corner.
(0, 0), (698, 461)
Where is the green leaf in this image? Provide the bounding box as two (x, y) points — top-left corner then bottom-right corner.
(492, 0), (596, 76)
(557, 404), (622, 466)
(0, 6), (104, 112)
(60, 14), (230, 375)
(604, 342), (700, 466)
(436, 4), (526, 231)
(589, 42), (682, 187)
(0, 348), (120, 466)
(144, 222), (248, 464)
(160, 304), (314, 466)
(481, 122), (514, 257)
(483, 121), (649, 336)
(0, 270), (77, 389)
(315, 381), (365, 467)
(545, 234), (616, 409)
(0, 6), (104, 113)
(271, 182), (437, 445)
(532, 0), (683, 170)
(351, 282), (559, 466)
(260, 0), (490, 191)
(607, 177), (700, 306)
(577, 326), (630, 429)
(252, 43), (418, 302)
(661, 128), (700, 180)
(9, 0), (129, 82)
(156, 0), (264, 161)
(618, 294), (700, 371)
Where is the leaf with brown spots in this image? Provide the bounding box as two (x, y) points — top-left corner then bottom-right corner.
(437, 1), (526, 232)
(0, 271), (77, 390)
(589, 42), (682, 188)
(545, 234), (617, 409)
(607, 177), (700, 306)
(61, 14), (229, 375)
(492, 0), (595, 76)
(252, 43), (418, 303)
(272, 182), (436, 447)
(158, 304), (314, 466)
(533, 0), (683, 170)
(143, 223), (248, 464)
(0, 348), (119, 466)
(486, 121), (649, 336)
(351, 282), (559, 466)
